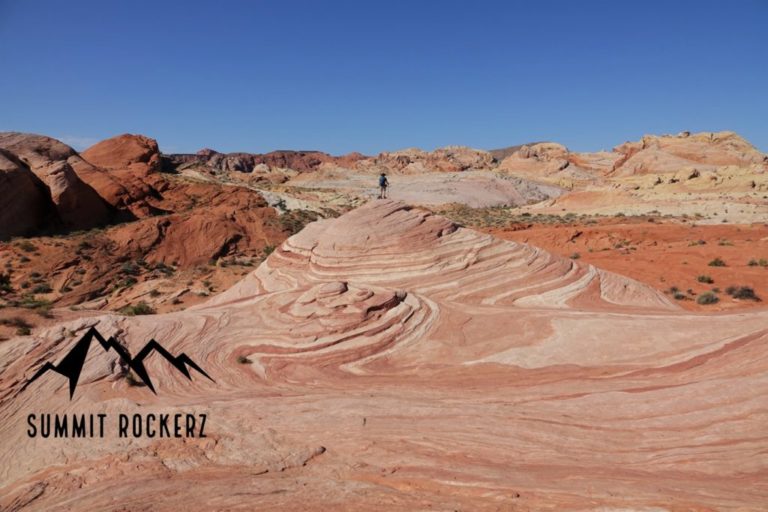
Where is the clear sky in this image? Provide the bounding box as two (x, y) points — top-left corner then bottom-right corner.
(1, 0), (766, 155)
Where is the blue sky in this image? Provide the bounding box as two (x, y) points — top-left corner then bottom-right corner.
(1, 0), (766, 155)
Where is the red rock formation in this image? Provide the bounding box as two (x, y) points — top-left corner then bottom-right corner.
(108, 186), (282, 267)
(0, 133), (111, 230)
(361, 146), (496, 173)
(168, 148), (367, 174)
(0, 149), (56, 239)
(81, 133), (161, 176)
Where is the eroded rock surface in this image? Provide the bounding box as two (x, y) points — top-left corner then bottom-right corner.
(1, 201), (766, 510)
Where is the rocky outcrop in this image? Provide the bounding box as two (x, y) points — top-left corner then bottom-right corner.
(2, 201), (767, 510)
(81, 133), (162, 176)
(108, 186), (283, 267)
(361, 146), (496, 173)
(0, 149), (56, 239)
(609, 131), (766, 176)
(167, 148), (366, 174)
(498, 142), (571, 174)
(0, 132), (111, 231)
(496, 142), (606, 188)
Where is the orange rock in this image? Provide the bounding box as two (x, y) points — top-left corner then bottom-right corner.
(81, 133), (162, 176)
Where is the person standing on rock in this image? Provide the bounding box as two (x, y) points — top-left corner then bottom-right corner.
(378, 173), (389, 199)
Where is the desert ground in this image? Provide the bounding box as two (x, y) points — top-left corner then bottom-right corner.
(0, 131), (767, 510)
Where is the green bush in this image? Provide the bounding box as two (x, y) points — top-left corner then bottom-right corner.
(708, 257), (726, 267)
(696, 275), (714, 284)
(696, 292), (719, 305)
(118, 301), (155, 316)
(32, 283), (52, 294)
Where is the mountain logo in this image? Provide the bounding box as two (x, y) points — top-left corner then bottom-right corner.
(27, 326), (214, 399)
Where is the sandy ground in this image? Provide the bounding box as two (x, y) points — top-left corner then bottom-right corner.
(287, 169), (563, 207)
(486, 219), (768, 311)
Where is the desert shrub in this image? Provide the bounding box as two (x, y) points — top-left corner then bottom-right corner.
(119, 301), (155, 316)
(115, 277), (138, 289)
(32, 283), (52, 294)
(236, 355), (251, 364)
(125, 371), (146, 387)
(673, 292), (687, 301)
(35, 304), (53, 318)
(17, 240), (37, 252)
(278, 209), (321, 235)
(149, 289), (161, 298)
(726, 286), (761, 301)
(696, 292), (719, 305)
(153, 262), (175, 276)
(0, 272), (12, 293)
(708, 257), (726, 267)
(0, 317), (33, 335)
(120, 261), (141, 276)
(21, 296), (48, 308)
(696, 275), (714, 284)
(748, 258), (768, 267)
(19, 255), (30, 263)
(0, 316), (30, 328)
(570, 253), (581, 260)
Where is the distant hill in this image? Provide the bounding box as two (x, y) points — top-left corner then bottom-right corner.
(488, 142), (547, 162)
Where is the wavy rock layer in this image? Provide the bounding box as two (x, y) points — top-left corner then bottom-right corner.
(1, 201), (766, 511)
